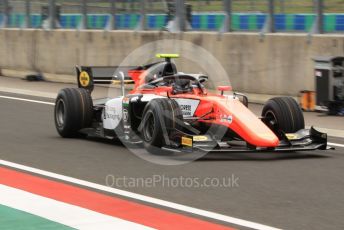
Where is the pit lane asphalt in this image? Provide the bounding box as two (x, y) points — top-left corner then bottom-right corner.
(0, 91), (344, 230)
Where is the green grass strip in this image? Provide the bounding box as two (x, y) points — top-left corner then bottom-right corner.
(0, 205), (73, 230)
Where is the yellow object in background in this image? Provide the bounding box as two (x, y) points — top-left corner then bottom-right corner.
(299, 90), (315, 111)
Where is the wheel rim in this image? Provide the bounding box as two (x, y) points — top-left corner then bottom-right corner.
(143, 111), (155, 142)
(56, 99), (65, 127)
(265, 110), (278, 128)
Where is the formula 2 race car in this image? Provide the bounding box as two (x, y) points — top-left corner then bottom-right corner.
(54, 54), (332, 154)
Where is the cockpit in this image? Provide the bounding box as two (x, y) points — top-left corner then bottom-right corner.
(138, 54), (208, 95)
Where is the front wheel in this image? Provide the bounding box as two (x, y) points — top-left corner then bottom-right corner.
(140, 98), (183, 153)
(262, 97), (304, 134)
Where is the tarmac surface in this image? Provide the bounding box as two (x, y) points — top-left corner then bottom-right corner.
(0, 76), (344, 230)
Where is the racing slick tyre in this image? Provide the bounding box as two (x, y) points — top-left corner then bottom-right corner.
(262, 97), (305, 134)
(54, 88), (93, 138)
(140, 98), (183, 154)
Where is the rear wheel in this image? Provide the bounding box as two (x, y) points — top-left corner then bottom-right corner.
(54, 88), (93, 137)
(140, 98), (183, 153)
(262, 97), (304, 134)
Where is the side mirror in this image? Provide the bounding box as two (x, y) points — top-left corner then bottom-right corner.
(234, 92), (249, 107)
(217, 86), (232, 95)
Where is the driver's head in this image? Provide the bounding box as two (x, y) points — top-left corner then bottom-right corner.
(172, 79), (192, 94)
(176, 79), (190, 87)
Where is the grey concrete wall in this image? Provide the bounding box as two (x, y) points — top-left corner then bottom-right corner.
(0, 29), (343, 96)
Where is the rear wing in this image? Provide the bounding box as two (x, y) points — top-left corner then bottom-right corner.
(75, 66), (139, 93)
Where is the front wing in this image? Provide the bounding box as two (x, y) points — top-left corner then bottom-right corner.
(162, 127), (333, 153)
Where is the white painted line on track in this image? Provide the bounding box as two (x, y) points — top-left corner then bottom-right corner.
(306, 126), (344, 139)
(0, 159), (281, 230)
(0, 95), (54, 105)
(328, 142), (344, 148)
(0, 184), (153, 230)
(0, 87), (57, 99)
